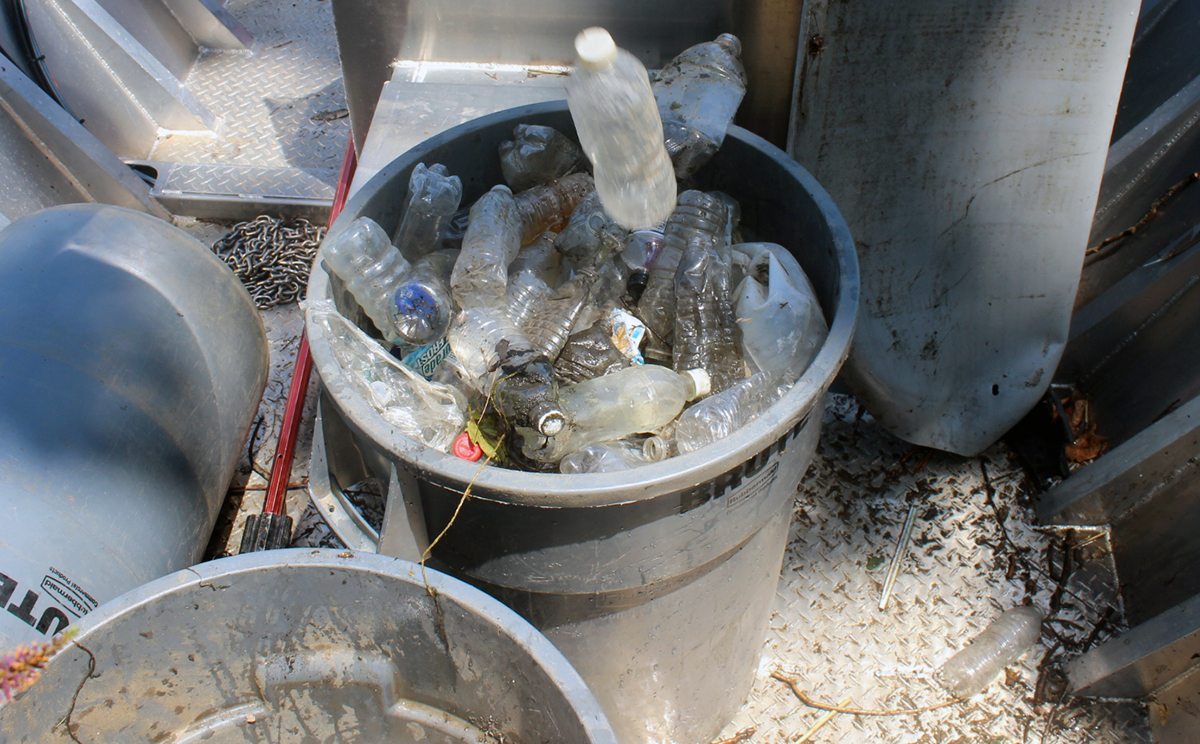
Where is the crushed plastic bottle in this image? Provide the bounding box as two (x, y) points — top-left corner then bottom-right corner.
(554, 320), (629, 383)
(514, 173), (595, 245)
(939, 606), (1043, 699)
(674, 236), (744, 392)
(320, 217), (411, 343)
(637, 191), (729, 360)
(558, 437), (669, 474)
(449, 307), (533, 386)
(566, 27), (677, 230)
(521, 365), (709, 462)
(500, 124), (588, 192)
(712, 191), (742, 249)
(733, 242), (828, 378)
(451, 185), (523, 310)
(568, 257), (625, 334)
(392, 249), (458, 346)
(393, 163), (463, 261)
(654, 34), (747, 178)
(447, 309), (565, 435)
(509, 229), (561, 283)
(524, 268), (597, 360)
(494, 354), (566, 437)
(307, 299), (466, 452)
(675, 371), (791, 454)
(555, 191), (628, 267)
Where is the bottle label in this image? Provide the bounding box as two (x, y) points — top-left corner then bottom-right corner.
(402, 337), (451, 379)
(610, 308), (647, 365)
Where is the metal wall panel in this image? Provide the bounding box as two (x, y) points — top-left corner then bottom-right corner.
(332, 0), (733, 150)
(788, 0), (1139, 455)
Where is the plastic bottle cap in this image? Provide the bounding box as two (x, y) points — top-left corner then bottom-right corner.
(537, 409), (567, 436)
(453, 432), (483, 461)
(575, 27), (618, 71)
(682, 368), (711, 399)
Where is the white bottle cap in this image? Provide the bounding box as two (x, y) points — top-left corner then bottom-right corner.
(682, 368), (711, 400)
(537, 409), (567, 436)
(575, 27), (618, 71)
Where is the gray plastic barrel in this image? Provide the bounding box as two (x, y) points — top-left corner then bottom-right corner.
(0, 549), (619, 743)
(0, 204), (268, 647)
(306, 101), (858, 744)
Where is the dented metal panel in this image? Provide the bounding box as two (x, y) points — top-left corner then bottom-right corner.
(789, 0), (1139, 455)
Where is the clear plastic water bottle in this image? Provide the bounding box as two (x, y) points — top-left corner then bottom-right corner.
(513, 172), (595, 245)
(320, 216), (411, 343)
(499, 124), (587, 192)
(524, 268), (597, 360)
(451, 185), (523, 310)
(509, 229), (561, 283)
(712, 191), (742, 250)
(675, 371), (790, 453)
(654, 34), (747, 178)
(558, 437), (669, 474)
(674, 237), (744, 392)
(566, 27), (677, 230)
(506, 231), (560, 328)
(393, 163), (463, 262)
(637, 190), (729, 360)
(571, 257), (627, 332)
(391, 250), (458, 346)
(448, 307), (532, 385)
(555, 191), (628, 267)
(507, 271), (553, 329)
(521, 365), (709, 462)
(939, 606), (1043, 699)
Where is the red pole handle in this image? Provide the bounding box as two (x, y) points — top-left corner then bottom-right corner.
(262, 137), (357, 516)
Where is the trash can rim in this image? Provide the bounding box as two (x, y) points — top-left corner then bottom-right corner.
(307, 100), (858, 508)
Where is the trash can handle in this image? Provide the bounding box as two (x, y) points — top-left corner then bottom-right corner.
(378, 461), (429, 562)
(308, 400), (376, 552)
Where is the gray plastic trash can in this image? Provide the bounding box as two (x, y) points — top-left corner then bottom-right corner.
(306, 100), (858, 744)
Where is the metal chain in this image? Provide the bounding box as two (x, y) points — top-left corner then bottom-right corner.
(211, 215), (325, 309)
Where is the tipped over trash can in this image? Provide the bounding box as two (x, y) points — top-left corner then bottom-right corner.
(0, 204), (268, 648)
(306, 100), (858, 744)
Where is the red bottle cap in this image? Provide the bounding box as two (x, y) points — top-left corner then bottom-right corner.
(453, 431), (483, 461)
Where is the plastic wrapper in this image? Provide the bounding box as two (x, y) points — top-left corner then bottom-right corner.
(307, 299), (466, 452)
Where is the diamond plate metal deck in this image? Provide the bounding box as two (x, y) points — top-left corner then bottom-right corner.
(710, 394), (1151, 744)
(152, 162), (335, 218)
(147, 0), (349, 211)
